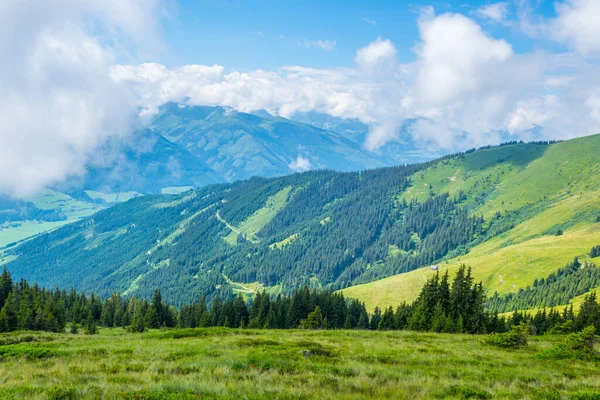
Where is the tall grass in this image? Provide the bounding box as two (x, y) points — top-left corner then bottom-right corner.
(0, 328), (599, 399)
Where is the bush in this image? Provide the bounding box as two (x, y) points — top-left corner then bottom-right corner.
(299, 306), (324, 330)
(0, 344), (62, 360)
(548, 320), (573, 335)
(83, 318), (98, 335)
(538, 326), (598, 360)
(484, 322), (529, 348)
(564, 326), (596, 352)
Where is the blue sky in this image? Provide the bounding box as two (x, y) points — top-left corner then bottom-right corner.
(162, 0), (558, 70)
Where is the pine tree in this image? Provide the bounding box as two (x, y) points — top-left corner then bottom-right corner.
(0, 292), (18, 332)
(370, 307), (381, 330)
(83, 314), (98, 335)
(129, 302), (147, 333)
(299, 306), (324, 329)
(378, 306), (396, 330)
(431, 301), (446, 333)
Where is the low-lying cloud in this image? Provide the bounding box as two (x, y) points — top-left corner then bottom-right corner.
(0, 0), (163, 197)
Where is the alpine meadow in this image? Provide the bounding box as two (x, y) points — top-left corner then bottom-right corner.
(2, 0), (600, 399)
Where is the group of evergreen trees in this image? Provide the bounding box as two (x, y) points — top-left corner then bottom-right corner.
(487, 257), (600, 313)
(1, 265), (598, 335)
(377, 265), (488, 333)
(0, 268), (178, 334)
(179, 288), (369, 330)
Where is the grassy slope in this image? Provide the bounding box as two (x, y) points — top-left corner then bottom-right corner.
(1, 328), (599, 399)
(221, 186), (292, 245)
(344, 135), (600, 311)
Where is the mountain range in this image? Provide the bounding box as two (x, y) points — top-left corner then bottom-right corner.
(3, 134), (599, 310)
(1, 103), (419, 247)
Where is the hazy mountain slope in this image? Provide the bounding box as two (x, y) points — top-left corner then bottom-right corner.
(288, 110), (441, 165)
(5, 135), (600, 307)
(151, 103), (388, 182)
(1, 106), (398, 249)
(342, 135), (600, 311)
(63, 129), (223, 194)
(0, 130), (223, 248)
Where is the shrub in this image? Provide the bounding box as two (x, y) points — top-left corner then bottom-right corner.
(0, 344), (62, 360)
(548, 320), (573, 334)
(83, 318), (98, 335)
(538, 326), (598, 360)
(564, 326), (596, 352)
(299, 306), (324, 330)
(484, 322), (529, 348)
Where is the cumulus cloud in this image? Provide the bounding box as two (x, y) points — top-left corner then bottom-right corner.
(551, 0), (600, 55)
(114, 4), (600, 154)
(300, 39), (337, 51)
(289, 155), (312, 172)
(477, 3), (509, 23)
(0, 0), (164, 197)
(415, 12), (513, 105)
(354, 37), (397, 74)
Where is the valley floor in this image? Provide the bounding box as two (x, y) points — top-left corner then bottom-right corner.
(0, 328), (599, 399)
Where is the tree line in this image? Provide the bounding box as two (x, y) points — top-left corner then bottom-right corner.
(487, 256), (600, 313)
(1, 265), (598, 335)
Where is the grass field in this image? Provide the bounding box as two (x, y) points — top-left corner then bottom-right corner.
(28, 190), (102, 219)
(0, 190), (110, 249)
(0, 220), (70, 248)
(84, 190), (141, 203)
(222, 186), (292, 245)
(0, 328), (599, 399)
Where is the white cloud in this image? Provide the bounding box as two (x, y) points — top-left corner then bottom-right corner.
(415, 12), (513, 105)
(115, 6), (600, 154)
(300, 39), (337, 51)
(289, 155), (312, 172)
(362, 18), (377, 26)
(82, 5), (600, 164)
(551, 0), (600, 55)
(0, 0), (164, 197)
(354, 37), (398, 76)
(477, 3), (509, 23)
(6, 0), (600, 196)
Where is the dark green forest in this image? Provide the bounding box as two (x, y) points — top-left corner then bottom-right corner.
(4, 154), (511, 306)
(1, 266), (598, 336)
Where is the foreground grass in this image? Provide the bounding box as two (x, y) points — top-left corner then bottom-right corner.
(0, 329), (599, 399)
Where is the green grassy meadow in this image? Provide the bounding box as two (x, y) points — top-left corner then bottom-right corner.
(0, 328), (599, 399)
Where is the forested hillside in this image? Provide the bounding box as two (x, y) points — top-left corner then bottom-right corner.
(343, 134), (600, 311)
(4, 135), (600, 308)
